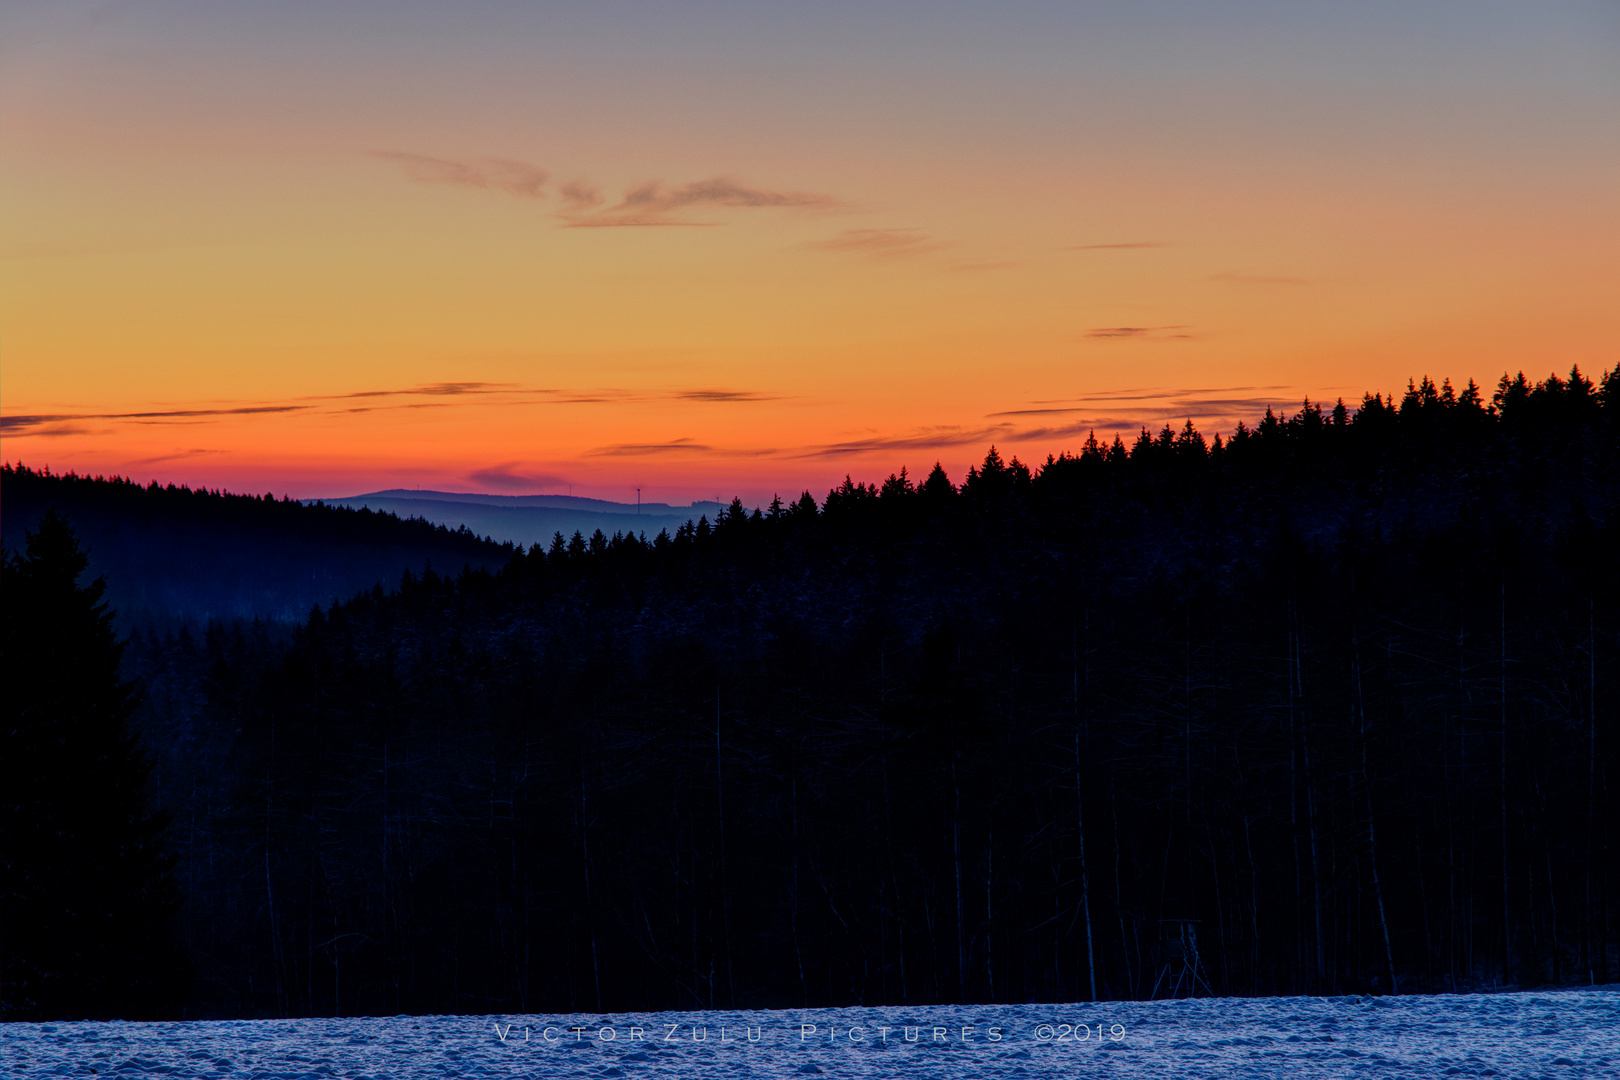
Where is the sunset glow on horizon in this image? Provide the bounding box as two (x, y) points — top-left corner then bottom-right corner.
(4, 2), (1617, 505)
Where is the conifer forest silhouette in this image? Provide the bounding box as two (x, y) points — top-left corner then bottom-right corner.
(2, 368), (1617, 1020)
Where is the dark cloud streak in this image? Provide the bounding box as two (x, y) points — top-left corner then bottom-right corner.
(614, 177), (838, 214)
(589, 438), (713, 457)
(2, 381), (786, 441)
(128, 449), (226, 465)
(372, 152), (549, 198)
(566, 176), (838, 227)
(559, 181), (603, 210)
(375, 151), (840, 229)
(468, 464), (572, 491)
(802, 228), (939, 259)
(674, 390), (780, 403)
(324, 382), (510, 401)
(2, 421), (95, 437)
(799, 425), (1012, 457)
(1085, 325), (1191, 339)
(2, 405), (308, 435)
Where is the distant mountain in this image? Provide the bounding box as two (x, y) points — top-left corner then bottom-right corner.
(2, 467), (512, 630)
(339, 488), (707, 514)
(320, 489), (724, 548)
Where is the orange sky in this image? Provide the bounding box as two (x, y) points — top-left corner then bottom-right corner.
(4, 3), (1617, 505)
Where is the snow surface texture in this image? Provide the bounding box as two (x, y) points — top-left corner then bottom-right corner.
(5, 991), (1616, 1078)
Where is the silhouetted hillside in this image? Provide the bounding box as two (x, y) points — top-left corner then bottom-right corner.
(1, 466), (512, 630)
(7, 367), (1619, 1021)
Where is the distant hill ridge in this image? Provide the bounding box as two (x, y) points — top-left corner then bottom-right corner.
(341, 488), (715, 515)
(2, 465), (513, 629)
(0, 468), (732, 627)
(320, 490), (724, 547)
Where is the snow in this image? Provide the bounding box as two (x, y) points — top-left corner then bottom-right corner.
(5, 991), (1616, 1078)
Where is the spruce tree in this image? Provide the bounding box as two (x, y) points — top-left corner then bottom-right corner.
(1, 509), (185, 1019)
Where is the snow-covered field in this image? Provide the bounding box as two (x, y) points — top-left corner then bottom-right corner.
(5, 991), (1616, 1078)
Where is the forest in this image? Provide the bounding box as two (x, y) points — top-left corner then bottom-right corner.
(3, 367), (1617, 1020)
(0, 465), (512, 631)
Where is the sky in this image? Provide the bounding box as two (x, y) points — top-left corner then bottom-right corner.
(3, 1), (1617, 504)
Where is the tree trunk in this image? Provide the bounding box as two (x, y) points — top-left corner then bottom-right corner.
(1352, 631), (1398, 993)
(1076, 734), (1097, 1001)
(953, 751), (966, 1000)
(1074, 626), (1098, 1002)
(715, 688), (734, 1006)
(1501, 577), (1512, 985)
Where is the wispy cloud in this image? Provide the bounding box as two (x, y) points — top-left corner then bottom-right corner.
(2, 421), (95, 437)
(1010, 420), (1104, 442)
(128, 449), (226, 465)
(372, 152), (549, 198)
(1067, 241), (1165, 250)
(1, 405), (308, 435)
(589, 438), (713, 457)
(1175, 396), (1290, 413)
(504, 389), (635, 405)
(325, 381), (512, 401)
(1085, 325), (1192, 339)
(375, 152), (838, 229)
(618, 177), (837, 213)
(416, 381), (508, 396)
(3, 384), (526, 437)
(2, 378), (800, 446)
(673, 389), (781, 403)
(800, 425), (1013, 457)
(508, 387), (780, 405)
(1031, 385), (1292, 405)
(467, 464), (571, 491)
(802, 228), (940, 259)
(558, 180), (604, 211)
(567, 176), (839, 228)
(987, 406), (1087, 417)
(342, 402), (455, 414)
(130, 405), (307, 420)
(1209, 270), (1309, 285)
(978, 384), (1311, 439)
(342, 385), (782, 407)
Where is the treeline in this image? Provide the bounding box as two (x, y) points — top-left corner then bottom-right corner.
(0, 465), (512, 630)
(9, 367), (1620, 1019)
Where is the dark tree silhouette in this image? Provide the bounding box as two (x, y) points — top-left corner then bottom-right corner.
(4, 365), (1616, 1018)
(1, 509), (186, 1019)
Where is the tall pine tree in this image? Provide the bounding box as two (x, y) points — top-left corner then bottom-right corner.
(1, 509), (186, 1019)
